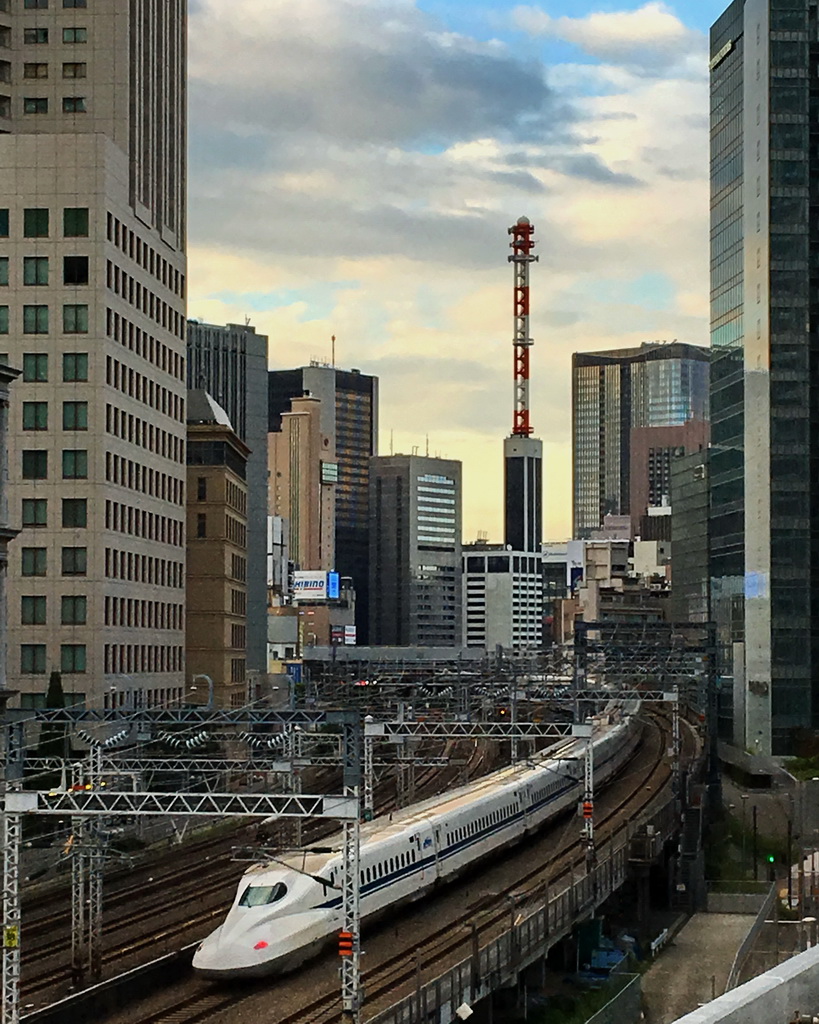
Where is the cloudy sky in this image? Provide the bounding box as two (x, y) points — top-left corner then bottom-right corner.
(186, 0), (724, 542)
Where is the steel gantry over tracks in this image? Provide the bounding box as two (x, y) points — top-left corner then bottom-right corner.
(1, 706), (363, 1024)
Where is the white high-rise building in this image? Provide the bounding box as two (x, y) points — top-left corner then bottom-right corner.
(0, 1), (187, 708)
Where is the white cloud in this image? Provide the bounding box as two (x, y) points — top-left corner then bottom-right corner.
(512, 2), (703, 72)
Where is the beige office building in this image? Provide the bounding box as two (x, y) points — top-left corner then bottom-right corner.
(268, 393), (335, 573)
(0, 1), (188, 707)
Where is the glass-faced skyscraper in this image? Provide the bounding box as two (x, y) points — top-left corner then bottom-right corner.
(572, 343), (709, 538)
(710, 0), (818, 754)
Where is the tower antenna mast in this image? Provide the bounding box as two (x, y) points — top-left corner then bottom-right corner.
(508, 217), (538, 437)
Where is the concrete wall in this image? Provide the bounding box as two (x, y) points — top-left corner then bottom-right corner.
(671, 944), (819, 1024)
(705, 893), (767, 915)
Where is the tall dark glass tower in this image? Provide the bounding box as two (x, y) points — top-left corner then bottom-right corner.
(710, 0), (819, 754)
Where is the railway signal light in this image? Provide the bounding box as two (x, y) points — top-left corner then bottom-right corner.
(582, 801), (593, 820)
(338, 930), (354, 957)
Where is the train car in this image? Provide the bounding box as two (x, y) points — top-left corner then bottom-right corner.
(192, 708), (641, 979)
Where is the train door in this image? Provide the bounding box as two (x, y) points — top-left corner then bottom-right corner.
(433, 825), (443, 881)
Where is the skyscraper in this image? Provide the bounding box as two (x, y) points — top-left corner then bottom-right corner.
(187, 321), (268, 674)
(1, 1), (187, 707)
(572, 343), (710, 538)
(369, 455), (462, 648)
(710, 0), (818, 754)
(268, 364), (378, 640)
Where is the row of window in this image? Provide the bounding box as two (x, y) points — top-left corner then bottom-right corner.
(21, 447), (88, 479)
(15, 351), (87, 382)
(106, 354), (185, 424)
(21, 60), (86, 78)
(21, 594), (85, 625)
(104, 687), (185, 710)
(104, 644), (183, 676)
(107, 309), (185, 383)
(21, 643), (85, 675)
(22, 0), (87, 8)
(19, 95), (86, 114)
(0, 302), (88, 334)
(230, 624), (246, 650)
(1, 254), (89, 286)
(0, 206), (88, 238)
(107, 213), (185, 300)
(104, 499), (183, 549)
(104, 547), (184, 589)
(21, 27), (88, 44)
(22, 496), (85, 527)
(230, 553), (247, 583)
(22, 399), (86, 430)
(105, 450), (184, 506)
(20, 545), (84, 576)
(107, 259), (185, 341)
(104, 596), (183, 631)
(231, 588), (246, 616)
(106, 402), (184, 466)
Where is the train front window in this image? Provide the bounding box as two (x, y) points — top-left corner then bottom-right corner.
(239, 882), (287, 907)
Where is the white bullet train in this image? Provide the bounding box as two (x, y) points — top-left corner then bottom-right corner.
(193, 708), (641, 979)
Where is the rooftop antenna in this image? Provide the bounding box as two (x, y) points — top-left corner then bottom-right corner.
(425, 434), (429, 457)
(245, 315), (251, 327)
(331, 334), (336, 367)
(390, 429), (394, 456)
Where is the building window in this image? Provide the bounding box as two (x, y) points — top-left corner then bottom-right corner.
(63, 0), (87, 8)
(0, 307), (7, 334)
(21, 498), (47, 527)
(0, 95), (9, 119)
(24, 63), (48, 79)
(22, 450), (47, 479)
(61, 644), (86, 673)
(0, 257), (8, 286)
(0, 61), (8, 84)
(62, 96), (86, 113)
(61, 595), (86, 625)
(62, 401), (87, 430)
(63, 352), (88, 381)
(23, 353), (48, 382)
(21, 596), (47, 625)
(23, 305), (48, 334)
(62, 27), (87, 43)
(62, 497), (86, 527)
(23, 256), (48, 286)
(22, 401), (48, 431)
(22, 547), (46, 576)
(23, 28), (49, 45)
(62, 61), (86, 78)
(196, 513), (207, 538)
(21, 644), (47, 674)
(63, 208), (88, 237)
(24, 0), (49, 8)
(63, 304), (88, 333)
(61, 546), (87, 576)
(63, 255), (88, 284)
(197, 477), (207, 500)
(24, 209), (49, 238)
(0, 210), (7, 236)
(62, 449), (87, 479)
(23, 97), (48, 114)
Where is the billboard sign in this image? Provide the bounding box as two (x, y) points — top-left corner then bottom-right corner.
(344, 625), (357, 646)
(327, 572), (340, 599)
(292, 571), (327, 602)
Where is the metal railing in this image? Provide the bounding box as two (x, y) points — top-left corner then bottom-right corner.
(584, 974), (642, 1024)
(724, 881), (777, 991)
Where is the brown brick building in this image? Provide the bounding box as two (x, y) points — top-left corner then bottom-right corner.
(185, 391), (249, 708)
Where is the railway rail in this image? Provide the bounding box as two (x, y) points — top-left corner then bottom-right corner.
(21, 742), (487, 1004)
(113, 706), (692, 1024)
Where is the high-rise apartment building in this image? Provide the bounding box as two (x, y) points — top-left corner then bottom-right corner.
(462, 544), (542, 651)
(187, 321), (268, 673)
(572, 343), (710, 538)
(269, 364), (378, 640)
(1, 1), (188, 707)
(369, 455), (462, 648)
(710, 1), (819, 753)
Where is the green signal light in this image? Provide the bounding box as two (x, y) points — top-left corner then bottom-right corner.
(767, 855), (775, 863)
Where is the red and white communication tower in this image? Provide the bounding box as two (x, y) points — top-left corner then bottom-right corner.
(508, 216), (539, 437)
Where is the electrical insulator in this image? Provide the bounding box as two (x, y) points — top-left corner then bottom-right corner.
(338, 930), (354, 957)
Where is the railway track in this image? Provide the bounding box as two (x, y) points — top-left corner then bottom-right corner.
(21, 744), (483, 1003)
(120, 707), (689, 1024)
